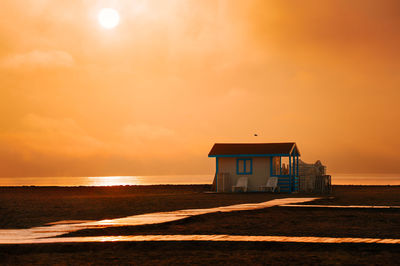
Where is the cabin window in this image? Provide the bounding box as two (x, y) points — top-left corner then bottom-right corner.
(237, 158), (252, 175)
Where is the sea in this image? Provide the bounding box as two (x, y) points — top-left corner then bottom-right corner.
(0, 174), (399, 186)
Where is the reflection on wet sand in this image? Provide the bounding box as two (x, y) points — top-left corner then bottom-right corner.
(4, 234), (400, 245)
(0, 198), (317, 244)
(280, 204), (400, 209)
(2, 197), (400, 245)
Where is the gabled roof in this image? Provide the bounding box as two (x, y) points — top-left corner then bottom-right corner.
(208, 143), (300, 157)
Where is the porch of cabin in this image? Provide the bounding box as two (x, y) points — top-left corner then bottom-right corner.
(270, 151), (300, 193)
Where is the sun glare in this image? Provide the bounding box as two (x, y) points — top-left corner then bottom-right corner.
(88, 176), (141, 186)
(98, 8), (120, 29)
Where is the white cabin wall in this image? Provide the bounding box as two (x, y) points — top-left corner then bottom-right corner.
(218, 157), (271, 192)
(251, 157), (271, 190)
(217, 157), (236, 192)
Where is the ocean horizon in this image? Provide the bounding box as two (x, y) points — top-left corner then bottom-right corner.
(0, 174), (399, 187)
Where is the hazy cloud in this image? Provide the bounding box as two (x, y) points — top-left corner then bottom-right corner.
(0, 1), (399, 176)
(0, 114), (104, 157)
(117, 124), (181, 158)
(1, 50), (74, 69)
(122, 124), (175, 140)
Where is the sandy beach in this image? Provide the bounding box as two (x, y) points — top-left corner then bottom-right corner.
(1, 185), (400, 265)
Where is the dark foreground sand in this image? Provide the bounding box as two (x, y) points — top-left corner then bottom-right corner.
(1, 185), (400, 265)
(0, 185), (300, 229)
(2, 241), (400, 265)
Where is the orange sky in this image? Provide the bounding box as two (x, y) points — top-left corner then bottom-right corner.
(0, 0), (399, 177)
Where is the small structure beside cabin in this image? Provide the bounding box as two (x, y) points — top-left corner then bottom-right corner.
(209, 142), (331, 193)
(298, 160), (331, 193)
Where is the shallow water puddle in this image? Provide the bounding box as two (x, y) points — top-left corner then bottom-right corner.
(280, 204), (400, 209)
(0, 197), (317, 244)
(2, 234), (400, 245)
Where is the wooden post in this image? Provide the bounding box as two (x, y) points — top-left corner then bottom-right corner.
(216, 158), (219, 192)
(296, 155), (299, 191)
(289, 155), (292, 192)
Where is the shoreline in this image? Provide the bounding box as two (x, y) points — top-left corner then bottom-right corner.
(0, 184), (399, 188)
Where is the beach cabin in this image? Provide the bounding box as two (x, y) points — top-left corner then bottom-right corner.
(209, 143), (300, 193)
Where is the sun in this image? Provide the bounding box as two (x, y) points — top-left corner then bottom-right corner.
(98, 8), (120, 29)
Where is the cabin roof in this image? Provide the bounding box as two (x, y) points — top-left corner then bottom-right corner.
(208, 143), (300, 157)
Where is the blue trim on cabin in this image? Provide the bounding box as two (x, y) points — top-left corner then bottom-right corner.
(236, 158), (252, 175)
(209, 154), (290, 158)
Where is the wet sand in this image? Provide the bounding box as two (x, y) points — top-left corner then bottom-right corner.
(0, 198), (319, 244)
(1, 185), (399, 229)
(0, 185), (306, 229)
(64, 203), (400, 240)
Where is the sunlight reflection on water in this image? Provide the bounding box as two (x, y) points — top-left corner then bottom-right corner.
(87, 176), (142, 186)
(0, 175), (211, 186)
